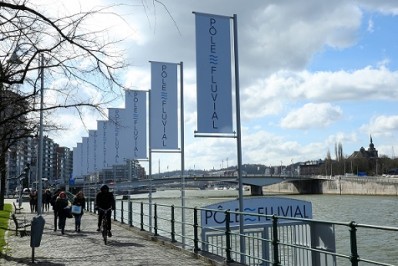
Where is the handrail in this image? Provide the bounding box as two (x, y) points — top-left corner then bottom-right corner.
(88, 198), (398, 266)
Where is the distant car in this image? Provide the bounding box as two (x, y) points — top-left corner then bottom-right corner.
(23, 188), (33, 194)
(15, 187), (32, 195)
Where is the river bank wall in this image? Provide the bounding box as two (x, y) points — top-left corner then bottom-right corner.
(263, 177), (398, 196)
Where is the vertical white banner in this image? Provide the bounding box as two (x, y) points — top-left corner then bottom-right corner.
(96, 121), (106, 171)
(105, 108), (117, 166)
(88, 130), (96, 174)
(114, 90), (148, 160)
(72, 144), (81, 178)
(82, 137), (88, 175)
(131, 90), (148, 159)
(195, 13), (233, 134)
(78, 142), (83, 177)
(150, 62), (178, 149)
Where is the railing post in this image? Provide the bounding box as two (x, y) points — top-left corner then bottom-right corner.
(193, 207), (200, 252)
(171, 205), (176, 242)
(121, 200), (124, 224)
(225, 210), (233, 263)
(349, 221), (359, 266)
(154, 203), (158, 236)
(272, 215), (280, 266)
(113, 199), (117, 221)
(140, 201), (144, 231)
(128, 199), (133, 227)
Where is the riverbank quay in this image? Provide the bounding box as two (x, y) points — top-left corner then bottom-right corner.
(0, 200), (230, 266)
(263, 176), (398, 195)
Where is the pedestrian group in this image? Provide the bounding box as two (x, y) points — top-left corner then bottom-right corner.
(40, 184), (115, 236)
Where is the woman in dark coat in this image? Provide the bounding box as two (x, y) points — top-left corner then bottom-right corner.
(43, 189), (52, 212)
(54, 191), (69, 234)
(29, 189), (38, 213)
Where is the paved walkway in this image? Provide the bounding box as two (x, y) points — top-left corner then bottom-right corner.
(1, 200), (216, 266)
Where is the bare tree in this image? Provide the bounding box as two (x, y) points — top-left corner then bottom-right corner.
(0, 0), (131, 209)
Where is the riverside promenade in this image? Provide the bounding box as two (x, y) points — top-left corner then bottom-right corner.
(1, 200), (216, 266)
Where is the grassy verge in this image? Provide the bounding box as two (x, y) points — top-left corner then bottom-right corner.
(0, 204), (12, 253)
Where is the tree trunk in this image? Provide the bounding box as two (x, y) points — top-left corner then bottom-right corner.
(0, 152), (6, 210)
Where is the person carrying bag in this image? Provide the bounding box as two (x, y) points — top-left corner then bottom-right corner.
(72, 191), (86, 232)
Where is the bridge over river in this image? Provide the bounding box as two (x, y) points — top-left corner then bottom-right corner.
(80, 174), (318, 196)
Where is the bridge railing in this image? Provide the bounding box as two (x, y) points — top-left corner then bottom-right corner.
(86, 197), (397, 266)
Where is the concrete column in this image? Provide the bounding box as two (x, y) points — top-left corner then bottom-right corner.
(250, 185), (263, 196)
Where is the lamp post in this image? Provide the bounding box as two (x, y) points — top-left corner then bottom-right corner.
(36, 54), (44, 215)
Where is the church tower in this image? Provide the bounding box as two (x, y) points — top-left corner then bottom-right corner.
(367, 135), (378, 158)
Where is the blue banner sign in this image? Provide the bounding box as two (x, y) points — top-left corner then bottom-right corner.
(201, 197), (312, 228)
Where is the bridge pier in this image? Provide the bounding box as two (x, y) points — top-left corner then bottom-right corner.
(250, 185), (263, 196)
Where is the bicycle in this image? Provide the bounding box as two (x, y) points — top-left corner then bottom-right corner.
(98, 207), (112, 245)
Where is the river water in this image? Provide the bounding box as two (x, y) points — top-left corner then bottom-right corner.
(126, 189), (398, 265)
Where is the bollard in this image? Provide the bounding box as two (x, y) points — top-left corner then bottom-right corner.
(30, 215), (46, 263)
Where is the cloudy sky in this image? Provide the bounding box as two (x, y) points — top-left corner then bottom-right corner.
(42, 0), (398, 173)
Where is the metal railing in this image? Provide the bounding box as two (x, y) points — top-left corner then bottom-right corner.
(87, 198), (398, 266)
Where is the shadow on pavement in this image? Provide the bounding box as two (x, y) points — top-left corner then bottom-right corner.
(0, 254), (65, 266)
(107, 241), (145, 247)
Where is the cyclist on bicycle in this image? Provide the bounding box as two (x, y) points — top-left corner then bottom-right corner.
(95, 184), (115, 237)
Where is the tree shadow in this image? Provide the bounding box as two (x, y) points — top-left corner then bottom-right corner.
(0, 254), (65, 266)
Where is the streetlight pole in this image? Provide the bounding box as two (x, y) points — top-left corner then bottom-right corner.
(291, 159), (294, 177)
(36, 54), (44, 215)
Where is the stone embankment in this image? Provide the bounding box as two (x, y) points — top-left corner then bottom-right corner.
(263, 176), (398, 195)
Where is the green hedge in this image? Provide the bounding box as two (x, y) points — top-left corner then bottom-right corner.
(0, 204), (12, 253)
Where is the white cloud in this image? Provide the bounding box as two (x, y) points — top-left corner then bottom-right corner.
(367, 18), (375, 32)
(241, 0), (361, 75)
(298, 67), (398, 101)
(280, 103), (343, 129)
(361, 115), (398, 137)
(360, 1), (398, 15)
(240, 129), (329, 165)
(240, 66), (398, 124)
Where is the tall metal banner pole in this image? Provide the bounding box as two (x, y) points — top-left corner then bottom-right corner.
(148, 90), (153, 232)
(233, 14), (246, 263)
(179, 62), (186, 246)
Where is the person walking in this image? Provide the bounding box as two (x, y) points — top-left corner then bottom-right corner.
(43, 189), (52, 212)
(50, 188), (62, 231)
(72, 191), (86, 232)
(29, 189), (38, 213)
(95, 184), (115, 237)
(54, 191), (69, 235)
